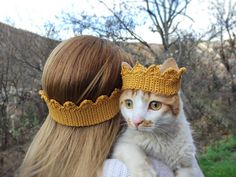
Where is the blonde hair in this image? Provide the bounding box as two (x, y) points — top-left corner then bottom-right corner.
(19, 35), (133, 177)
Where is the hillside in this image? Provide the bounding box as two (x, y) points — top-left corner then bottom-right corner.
(0, 23), (59, 177)
(0, 22), (59, 85)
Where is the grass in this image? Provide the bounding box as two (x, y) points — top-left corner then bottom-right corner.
(198, 136), (236, 177)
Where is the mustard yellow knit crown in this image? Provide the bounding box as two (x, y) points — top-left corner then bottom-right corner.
(39, 89), (120, 127)
(121, 62), (186, 95)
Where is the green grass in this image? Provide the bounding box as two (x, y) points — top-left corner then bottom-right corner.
(198, 136), (236, 177)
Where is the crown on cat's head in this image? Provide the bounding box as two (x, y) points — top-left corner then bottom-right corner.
(39, 89), (121, 127)
(121, 58), (186, 96)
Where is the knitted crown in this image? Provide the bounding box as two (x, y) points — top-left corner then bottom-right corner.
(121, 62), (186, 95)
(39, 89), (121, 127)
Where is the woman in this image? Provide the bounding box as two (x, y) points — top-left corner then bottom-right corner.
(19, 35), (174, 177)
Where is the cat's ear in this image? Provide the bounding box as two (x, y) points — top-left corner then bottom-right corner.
(121, 62), (132, 69)
(160, 58), (179, 73)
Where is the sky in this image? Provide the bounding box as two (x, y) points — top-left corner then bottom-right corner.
(0, 0), (228, 43)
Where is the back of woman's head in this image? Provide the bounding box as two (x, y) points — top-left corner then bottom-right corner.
(42, 35), (129, 104)
(19, 35), (133, 177)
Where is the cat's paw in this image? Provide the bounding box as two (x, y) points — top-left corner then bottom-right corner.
(140, 169), (157, 177)
(130, 165), (157, 177)
(175, 167), (196, 177)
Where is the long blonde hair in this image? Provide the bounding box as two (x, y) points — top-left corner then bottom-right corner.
(19, 36), (133, 177)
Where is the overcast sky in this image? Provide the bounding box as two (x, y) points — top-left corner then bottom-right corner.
(0, 0), (227, 43)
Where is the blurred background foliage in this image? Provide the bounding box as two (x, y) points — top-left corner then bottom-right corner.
(0, 0), (236, 176)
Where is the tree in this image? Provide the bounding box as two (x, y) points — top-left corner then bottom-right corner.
(99, 0), (192, 57)
(0, 23), (57, 149)
(208, 0), (236, 99)
(0, 52), (10, 150)
(56, 0), (192, 61)
(143, 0), (192, 51)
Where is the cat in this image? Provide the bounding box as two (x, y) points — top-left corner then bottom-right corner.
(112, 59), (199, 177)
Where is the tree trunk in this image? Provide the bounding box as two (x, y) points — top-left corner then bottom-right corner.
(0, 104), (8, 150)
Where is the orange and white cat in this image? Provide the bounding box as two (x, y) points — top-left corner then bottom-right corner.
(112, 59), (203, 177)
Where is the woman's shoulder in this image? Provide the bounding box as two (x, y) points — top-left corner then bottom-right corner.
(103, 159), (129, 177)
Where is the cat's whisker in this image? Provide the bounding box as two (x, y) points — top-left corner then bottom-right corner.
(138, 127), (153, 132)
(120, 122), (128, 126)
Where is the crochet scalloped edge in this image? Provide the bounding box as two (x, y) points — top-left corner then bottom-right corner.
(121, 62), (187, 79)
(38, 89), (121, 110)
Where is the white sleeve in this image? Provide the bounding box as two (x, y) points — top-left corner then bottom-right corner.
(102, 158), (174, 177)
(102, 159), (130, 177)
(102, 158), (203, 177)
(192, 157), (205, 177)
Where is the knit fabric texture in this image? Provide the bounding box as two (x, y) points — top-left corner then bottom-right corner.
(121, 63), (186, 96)
(102, 158), (175, 177)
(39, 89), (121, 127)
(103, 158), (204, 177)
(103, 159), (129, 177)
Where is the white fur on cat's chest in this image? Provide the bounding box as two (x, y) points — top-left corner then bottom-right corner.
(118, 128), (191, 170)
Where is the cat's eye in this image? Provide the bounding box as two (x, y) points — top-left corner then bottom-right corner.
(149, 101), (162, 110)
(124, 99), (133, 109)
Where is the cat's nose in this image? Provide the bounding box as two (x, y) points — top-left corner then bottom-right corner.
(133, 118), (144, 127)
